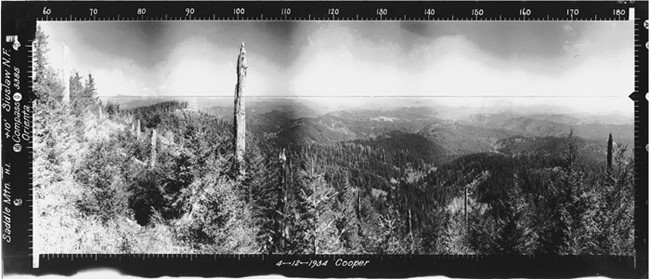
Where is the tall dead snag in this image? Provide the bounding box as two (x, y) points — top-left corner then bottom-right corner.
(408, 208), (413, 237)
(61, 43), (70, 103)
(464, 187), (469, 232)
(275, 148), (288, 252)
(234, 42), (247, 177)
(150, 129), (157, 169)
(607, 132), (613, 170)
(136, 119), (141, 140)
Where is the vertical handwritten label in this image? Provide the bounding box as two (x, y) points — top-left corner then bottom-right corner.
(2, 47), (30, 154)
(1, 42), (28, 245)
(2, 163), (10, 243)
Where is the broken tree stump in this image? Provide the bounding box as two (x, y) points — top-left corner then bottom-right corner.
(233, 42), (247, 178)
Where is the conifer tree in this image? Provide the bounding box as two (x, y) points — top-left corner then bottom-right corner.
(70, 72), (84, 100)
(83, 73), (98, 100)
(299, 174), (342, 253)
(33, 25), (64, 103)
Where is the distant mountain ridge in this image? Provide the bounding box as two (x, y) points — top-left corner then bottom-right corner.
(111, 98), (632, 157)
(465, 112), (633, 143)
(260, 106), (631, 158)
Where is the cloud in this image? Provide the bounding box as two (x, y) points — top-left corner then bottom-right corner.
(288, 23), (632, 97)
(93, 67), (147, 96)
(153, 36), (286, 97)
(39, 21), (633, 117)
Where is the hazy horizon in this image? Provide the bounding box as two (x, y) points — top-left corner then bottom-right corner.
(100, 95), (633, 124)
(41, 20), (633, 118)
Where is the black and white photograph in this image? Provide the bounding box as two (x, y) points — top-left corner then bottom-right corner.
(32, 20), (635, 256)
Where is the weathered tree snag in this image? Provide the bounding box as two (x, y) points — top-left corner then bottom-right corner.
(136, 119), (141, 140)
(150, 129), (157, 169)
(61, 43), (70, 103)
(408, 208), (413, 236)
(274, 148), (288, 252)
(357, 189), (361, 215)
(234, 42), (247, 178)
(464, 187), (469, 231)
(607, 132), (613, 170)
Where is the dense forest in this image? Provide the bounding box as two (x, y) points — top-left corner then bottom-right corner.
(34, 26), (634, 255)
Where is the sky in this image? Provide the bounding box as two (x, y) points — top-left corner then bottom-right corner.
(39, 21), (634, 116)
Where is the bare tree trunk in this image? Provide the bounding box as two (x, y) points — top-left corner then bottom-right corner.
(408, 208), (413, 253)
(276, 149), (287, 252)
(464, 187), (468, 232)
(136, 119), (141, 140)
(234, 42), (248, 178)
(61, 43), (70, 103)
(607, 133), (613, 170)
(357, 189), (361, 215)
(150, 129), (157, 169)
(313, 174), (318, 255)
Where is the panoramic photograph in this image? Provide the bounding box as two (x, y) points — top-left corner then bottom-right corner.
(33, 21), (634, 255)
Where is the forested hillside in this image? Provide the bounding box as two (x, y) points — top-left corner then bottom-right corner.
(34, 25), (634, 255)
